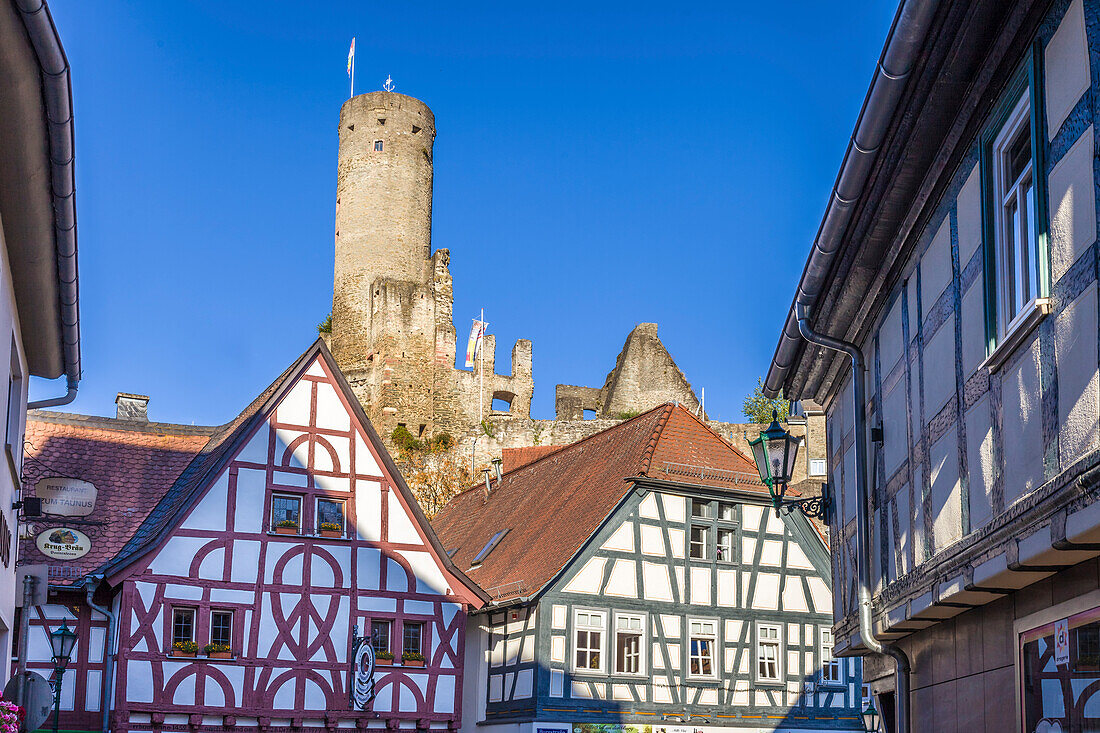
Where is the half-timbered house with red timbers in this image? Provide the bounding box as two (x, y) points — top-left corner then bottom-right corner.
(16, 339), (487, 733)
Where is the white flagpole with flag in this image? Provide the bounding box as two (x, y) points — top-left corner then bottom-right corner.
(347, 37), (356, 97)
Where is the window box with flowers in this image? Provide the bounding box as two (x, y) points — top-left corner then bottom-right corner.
(172, 640), (199, 658)
(402, 651), (425, 667)
(375, 650), (395, 666)
(274, 519), (298, 535)
(318, 522), (343, 539)
(205, 643), (233, 659)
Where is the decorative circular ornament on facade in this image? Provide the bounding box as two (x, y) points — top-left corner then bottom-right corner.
(35, 527), (91, 560)
(35, 477), (98, 517)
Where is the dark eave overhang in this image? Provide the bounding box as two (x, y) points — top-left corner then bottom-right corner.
(1, 0), (79, 382)
(764, 0), (1051, 403)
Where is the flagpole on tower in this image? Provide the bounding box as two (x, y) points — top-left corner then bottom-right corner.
(479, 308), (485, 425)
(347, 37), (356, 98)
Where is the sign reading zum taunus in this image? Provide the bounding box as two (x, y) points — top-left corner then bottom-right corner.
(34, 477), (97, 517)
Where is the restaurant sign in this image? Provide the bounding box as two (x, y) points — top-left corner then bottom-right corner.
(35, 477), (97, 517)
(35, 528), (91, 561)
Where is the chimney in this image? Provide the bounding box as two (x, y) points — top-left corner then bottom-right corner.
(482, 467), (493, 499)
(491, 457), (503, 482)
(115, 393), (149, 422)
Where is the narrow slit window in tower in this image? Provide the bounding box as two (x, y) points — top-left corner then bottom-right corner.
(412, 125), (421, 134)
(374, 140), (384, 151)
(378, 118), (386, 125)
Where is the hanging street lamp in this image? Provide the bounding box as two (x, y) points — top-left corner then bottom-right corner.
(747, 409), (832, 523)
(862, 701), (881, 733)
(48, 620), (77, 733)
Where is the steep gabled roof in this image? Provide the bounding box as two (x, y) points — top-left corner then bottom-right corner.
(22, 413), (216, 586)
(431, 403), (766, 603)
(89, 339), (486, 603)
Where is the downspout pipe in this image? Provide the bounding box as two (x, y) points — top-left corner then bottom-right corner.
(27, 374), (78, 409)
(796, 302), (910, 733)
(84, 574), (116, 733)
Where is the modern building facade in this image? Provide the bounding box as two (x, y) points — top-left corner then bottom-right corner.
(433, 404), (865, 733)
(16, 341), (486, 732)
(765, 0), (1100, 730)
(0, 0), (81, 686)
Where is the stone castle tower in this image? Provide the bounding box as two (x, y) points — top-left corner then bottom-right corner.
(330, 91), (533, 441)
(326, 89), (825, 482)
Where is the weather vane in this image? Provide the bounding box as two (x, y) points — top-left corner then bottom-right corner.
(383, 75), (394, 92)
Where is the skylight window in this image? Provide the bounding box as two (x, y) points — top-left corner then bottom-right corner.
(472, 529), (509, 565)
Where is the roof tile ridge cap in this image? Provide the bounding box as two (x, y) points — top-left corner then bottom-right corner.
(638, 403), (674, 476)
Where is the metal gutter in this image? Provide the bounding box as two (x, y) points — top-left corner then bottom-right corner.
(14, 0), (81, 397)
(796, 303), (910, 733)
(764, 0), (939, 399)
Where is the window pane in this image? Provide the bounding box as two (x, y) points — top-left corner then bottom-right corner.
(691, 500), (711, 518)
(718, 502), (735, 521)
(211, 611), (232, 647)
(371, 620), (391, 654)
(402, 623), (422, 655)
(272, 495), (301, 528)
(317, 499), (345, 531)
(173, 609), (194, 645)
(717, 529), (734, 562)
(616, 632), (640, 673)
(689, 526), (708, 559)
(1006, 124), (1031, 184)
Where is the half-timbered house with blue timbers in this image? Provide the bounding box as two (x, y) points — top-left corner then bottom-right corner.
(15, 339), (488, 733)
(433, 403), (865, 733)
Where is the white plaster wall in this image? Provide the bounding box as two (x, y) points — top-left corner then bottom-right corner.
(882, 378), (908, 477)
(960, 280), (987, 378)
(1003, 339), (1045, 504)
(929, 431), (962, 551)
(957, 163), (982, 266)
(0, 214), (27, 685)
(1051, 124), (1097, 281)
(1045, 0), (1091, 140)
(1056, 283), (1100, 467)
(924, 316), (958, 418)
(965, 395), (996, 531)
(921, 218), (953, 315)
(879, 297), (904, 374)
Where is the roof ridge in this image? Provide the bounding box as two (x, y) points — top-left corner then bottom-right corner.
(638, 403), (674, 476)
(28, 410), (220, 436)
(442, 403), (673, 505)
(675, 403), (758, 469)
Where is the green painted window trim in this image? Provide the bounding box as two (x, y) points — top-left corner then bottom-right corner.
(980, 40), (1050, 356)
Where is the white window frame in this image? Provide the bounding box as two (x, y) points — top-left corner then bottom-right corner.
(689, 524), (709, 560)
(573, 609), (606, 674)
(819, 626), (841, 684)
(992, 90), (1040, 341)
(270, 493), (302, 532)
(756, 622), (783, 683)
(613, 613), (646, 676)
(687, 618), (718, 679)
(315, 497), (346, 535)
(808, 458), (827, 477)
(716, 527), (736, 564)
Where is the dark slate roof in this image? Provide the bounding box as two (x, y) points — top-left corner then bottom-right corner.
(431, 403), (767, 602)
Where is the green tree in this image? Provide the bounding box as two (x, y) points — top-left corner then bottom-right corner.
(743, 377), (790, 424)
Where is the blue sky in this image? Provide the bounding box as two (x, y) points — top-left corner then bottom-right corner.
(33, 0), (898, 425)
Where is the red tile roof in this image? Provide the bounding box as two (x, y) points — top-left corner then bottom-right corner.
(22, 412), (215, 586)
(501, 446), (562, 473)
(431, 403), (766, 601)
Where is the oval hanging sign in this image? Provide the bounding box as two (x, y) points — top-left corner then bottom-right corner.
(35, 528), (91, 560)
(35, 477), (97, 517)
